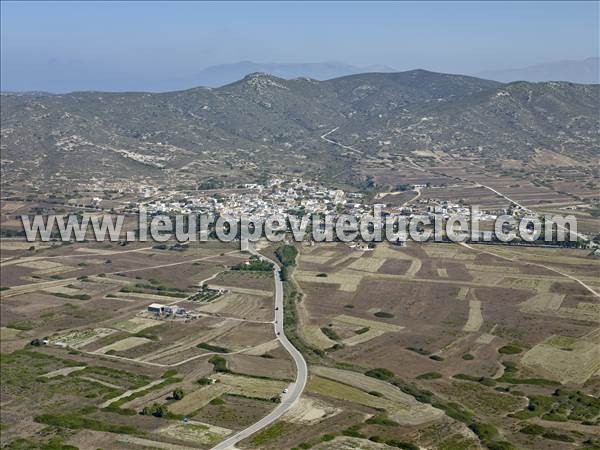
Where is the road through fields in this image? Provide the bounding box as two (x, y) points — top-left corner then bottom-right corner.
(210, 247), (307, 450)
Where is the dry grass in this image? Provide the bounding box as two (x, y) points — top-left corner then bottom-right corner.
(113, 317), (161, 333)
(312, 436), (391, 450)
(158, 421), (231, 445)
(308, 375), (386, 408)
(75, 247), (122, 255)
(101, 378), (167, 408)
(295, 270), (363, 292)
(168, 384), (231, 415)
(463, 300), (483, 332)
(333, 314), (403, 333)
(90, 274), (132, 285)
(372, 244), (408, 260)
(16, 260), (64, 270)
(52, 328), (116, 348)
(0, 327), (21, 340)
(316, 250), (338, 258)
(421, 245), (476, 260)
(519, 293), (565, 313)
(117, 436), (201, 450)
(0, 279), (76, 298)
(141, 319), (240, 363)
(333, 314), (402, 345)
(372, 244), (422, 277)
(207, 284), (273, 297)
(347, 257), (386, 273)
(437, 268), (448, 278)
(435, 380), (525, 416)
(1, 241), (50, 251)
(213, 373), (287, 399)
(500, 277), (553, 291)
(197, 291), (272, 321)
(95, 336), (152, 354)
(476, 333), (496, 344)
(331, 252), (362, 267)
(521, 332), (600, 384)
(42, 286), (82, 296)
(301, 255), (334, 264)
(308, 370), (442, 425)
(40, 366), (86, 378)
(112, 291), (185, 302)
(342, 329), (387, 347)
(491, 247), (599, 266)
(456, 287), (469, 300)
(1, 256), (44, 267)
(466, 264), (519, 273)
(227, 354), (293, 380)
(282, 396), (341, 424)
(532, 148), (581, 167)
(312, 367), (417, 406)
(304, 325), (337, 350)
(555, 303), (600, 323)
(33, 266), (77, 277)
(405, 258), (422, 277)
(243, 339), (280, 356)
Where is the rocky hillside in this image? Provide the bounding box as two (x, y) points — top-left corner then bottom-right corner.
(1, 70), (598, 188)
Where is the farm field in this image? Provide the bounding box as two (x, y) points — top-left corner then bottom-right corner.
(310, 366), (443, 424)
(0, 238), (293, 450)
(1, 234), (599, 450)
(284, 240), (600, 450)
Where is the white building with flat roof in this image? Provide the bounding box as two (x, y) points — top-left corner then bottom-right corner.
(147, 303), (165, 314)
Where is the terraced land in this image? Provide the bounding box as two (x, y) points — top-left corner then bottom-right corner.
(0, 239), (292, 450)
(289, 241), (600, 450)
(1, 234), (599, 450)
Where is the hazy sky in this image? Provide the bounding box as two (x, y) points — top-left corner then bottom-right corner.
(1, 1), (598, 92)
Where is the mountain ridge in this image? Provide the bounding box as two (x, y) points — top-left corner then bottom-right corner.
(1, 69), (598, 189)
(478, 57), (599, 84)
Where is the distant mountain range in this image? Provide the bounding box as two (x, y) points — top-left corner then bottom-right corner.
(478, 57), (599, 84)
(171, 57), (599, 90)
(172, 61), (397, 89)
(2, 59), (596, 93)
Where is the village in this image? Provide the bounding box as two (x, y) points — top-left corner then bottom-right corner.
(72, 177), (508, 235)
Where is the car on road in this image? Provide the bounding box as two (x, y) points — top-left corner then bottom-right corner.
(282, 388), (288, 394)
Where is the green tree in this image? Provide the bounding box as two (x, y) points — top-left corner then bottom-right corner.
(142, 402), (168, 417)
(172, 388), (185, 400)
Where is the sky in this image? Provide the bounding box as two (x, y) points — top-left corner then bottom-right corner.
(1, 1), (598, 92)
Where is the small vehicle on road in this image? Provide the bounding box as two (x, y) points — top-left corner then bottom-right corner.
(282, 388), (288, 394)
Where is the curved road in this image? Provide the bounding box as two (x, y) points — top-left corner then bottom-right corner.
(211, 248), (308, 450)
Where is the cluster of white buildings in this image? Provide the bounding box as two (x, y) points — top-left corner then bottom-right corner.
(120, 179), (514, 235)
(128, 177), (509, 233)
(424, 201), (498, 221)
(383, 197), (500, 222)
(136, 178), (372, 219)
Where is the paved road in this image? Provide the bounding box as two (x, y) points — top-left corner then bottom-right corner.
(211, 248), (308, 450)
